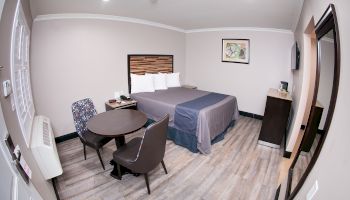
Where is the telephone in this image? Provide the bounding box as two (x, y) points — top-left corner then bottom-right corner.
(120, 95), (131, 101)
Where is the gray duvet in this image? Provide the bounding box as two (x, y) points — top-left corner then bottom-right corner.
(131, 87), (239, 154)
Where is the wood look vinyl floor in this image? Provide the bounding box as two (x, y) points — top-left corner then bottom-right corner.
(56, 116), (283, 200)
(291, 134), (320, 191)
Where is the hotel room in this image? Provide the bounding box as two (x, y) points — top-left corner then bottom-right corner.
(0, 0), (349, 199)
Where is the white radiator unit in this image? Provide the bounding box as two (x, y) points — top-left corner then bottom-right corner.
(30, 115), (63, 180)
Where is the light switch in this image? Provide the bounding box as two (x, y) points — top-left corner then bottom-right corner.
(3, 80), (12, 97)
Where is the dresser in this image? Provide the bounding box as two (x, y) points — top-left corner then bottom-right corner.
(258, 88), (292, 148)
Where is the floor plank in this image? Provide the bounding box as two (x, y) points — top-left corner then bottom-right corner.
(56, 116), (283, 200)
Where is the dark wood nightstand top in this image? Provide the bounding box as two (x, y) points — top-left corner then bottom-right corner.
(105, 99), (137, 110)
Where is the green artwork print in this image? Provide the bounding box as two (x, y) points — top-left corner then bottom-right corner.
(225, 43), (246, 59)
(222, 39), (250, 64)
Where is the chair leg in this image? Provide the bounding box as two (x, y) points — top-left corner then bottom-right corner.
(116, 163), (122, 179)
(83, 144), (86, 160)
(144, 173), (151, 194)
(161, 160), (168, 174)
(96, 149), (105, 170)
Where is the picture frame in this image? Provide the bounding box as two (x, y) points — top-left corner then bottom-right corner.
(222, 39), (250, 64)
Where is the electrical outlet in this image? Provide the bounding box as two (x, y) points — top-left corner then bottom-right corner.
(307, 180), (319, 200)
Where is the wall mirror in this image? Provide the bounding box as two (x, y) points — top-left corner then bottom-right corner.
(286, 4), (340, 199)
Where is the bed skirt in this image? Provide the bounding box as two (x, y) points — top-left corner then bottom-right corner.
(145, 119), (235, 153)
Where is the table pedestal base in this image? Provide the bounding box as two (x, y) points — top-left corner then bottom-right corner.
(110, 160), (139, 180)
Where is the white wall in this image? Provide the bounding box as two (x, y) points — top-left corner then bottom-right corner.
(317, 39), (334, 129)
(288, 0), (350, 199)
(185, 30), (294, 115)
(30, 17), (186, 137)
(31, 18), (295, 137)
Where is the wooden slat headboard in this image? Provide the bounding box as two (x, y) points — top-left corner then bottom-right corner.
(128, 54), (173, 93)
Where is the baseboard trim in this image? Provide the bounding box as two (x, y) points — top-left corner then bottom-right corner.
(55, 132), (78, 143)
(239, 111), (263, 120)
(258, 140), (280, 148)
(283, 151), (292, 158)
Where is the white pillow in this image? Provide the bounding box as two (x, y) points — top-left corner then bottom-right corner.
(131, 74), (155, 93)
(164, 72), (181, 87)
(146, 73), (167, 90)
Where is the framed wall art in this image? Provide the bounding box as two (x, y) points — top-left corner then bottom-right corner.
(222, 39), (250, 64)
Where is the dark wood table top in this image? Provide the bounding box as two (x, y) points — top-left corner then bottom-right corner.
(87, 109), (147, 137)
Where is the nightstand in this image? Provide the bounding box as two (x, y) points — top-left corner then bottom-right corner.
(258, 88), (292, 148)
(105, 99), (137, 111)
(182, 85), (197, 89)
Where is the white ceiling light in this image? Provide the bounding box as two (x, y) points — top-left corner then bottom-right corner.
(102, 0), (110, 2)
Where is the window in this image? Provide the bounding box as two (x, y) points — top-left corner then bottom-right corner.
(11, 1), (35, 146)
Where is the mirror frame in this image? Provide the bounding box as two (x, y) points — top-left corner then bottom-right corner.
(286, 4), (340, 199)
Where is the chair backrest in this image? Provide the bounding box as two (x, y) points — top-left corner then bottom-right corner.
(71, 98), (97, 137)
(133, 114), (169, 173)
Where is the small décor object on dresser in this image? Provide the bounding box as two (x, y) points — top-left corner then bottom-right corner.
(279, 81), (288, 92)
(109, 99), (117, 104)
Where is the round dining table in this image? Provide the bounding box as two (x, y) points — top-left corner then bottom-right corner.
(87, 109), (147, 179)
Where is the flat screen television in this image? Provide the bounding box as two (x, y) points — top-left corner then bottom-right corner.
(291, 42), (300, 70)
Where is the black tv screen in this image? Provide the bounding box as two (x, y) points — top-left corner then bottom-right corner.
(291, 42), (300, 70)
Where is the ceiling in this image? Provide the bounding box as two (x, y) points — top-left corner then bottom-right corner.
(29, 0), (304, 31)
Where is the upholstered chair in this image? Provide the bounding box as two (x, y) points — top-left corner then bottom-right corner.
(71, 98), (112, 170)
(113, 114), (169, 194)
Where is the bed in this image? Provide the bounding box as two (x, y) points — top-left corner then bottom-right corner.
(128, 55), (239, 154)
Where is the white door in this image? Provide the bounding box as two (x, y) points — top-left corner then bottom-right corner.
(0, 0), (37, 199)
(0, 0), (18, 198)
(0, 105), (43, 200)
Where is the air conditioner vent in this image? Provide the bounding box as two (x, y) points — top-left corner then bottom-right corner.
(30, 115), (63, 180)
(43, 121), (50, 146)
